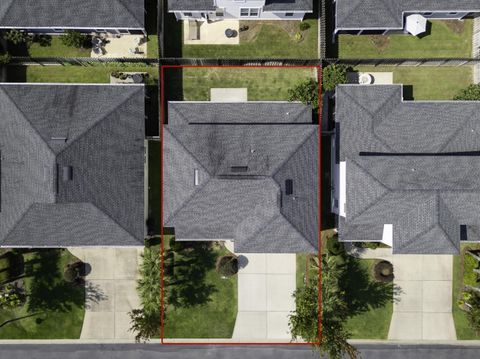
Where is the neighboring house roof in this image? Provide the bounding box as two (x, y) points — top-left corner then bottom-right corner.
(167, 0), (313, 12)
(335, 84), (480, 254)
(164, 101), (318, 253)
(336, 0), (480, 30)
(0, 0), (144, 29)
(0, 84), (145, 246)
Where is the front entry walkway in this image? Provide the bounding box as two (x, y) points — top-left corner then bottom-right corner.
(69, 247), (143, 341)
(347, 245), (456, 341)
(232, 253), (296, 341)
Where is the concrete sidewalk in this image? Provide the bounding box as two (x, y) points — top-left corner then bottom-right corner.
(69, 247), (143, 341)
(232, 253), (296, 340)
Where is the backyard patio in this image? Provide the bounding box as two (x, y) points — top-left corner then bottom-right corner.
(183, 20), (240, 45)
(91, 35), (147, 58)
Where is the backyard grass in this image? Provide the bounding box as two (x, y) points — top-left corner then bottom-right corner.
(7, 65), (159, 84)
(353, 66), (472, 100)
(163, 240), (237, 338)
(180, 67), (317, 101)
(27, 37), (91, 57)
(182, 19), (318, 59)
(338, 20), (472, 58)
(344, 259), (393, 339)
(0, 249), (85, 339)
(452, 244), (480, 340)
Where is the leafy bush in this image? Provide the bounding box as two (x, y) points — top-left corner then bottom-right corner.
(216, 255), (238, 277)
(294, 32), (302, 42)
(63, 261), (85, 284)
(299, 22), (311, 31)
(363, 242), (380, 249)
(373, 260), (394, 282)
(169, 237), (184, 252)
(60, 30), (88, 48)
(287, 78), (319, 110)
(326, 236), (344, 256)
(0, 284), (25, 309)
(0, 53), (11, 65)
(322, 64), (350, 91)
(454, 84), (480, 101)
(3, 30), (30, 45)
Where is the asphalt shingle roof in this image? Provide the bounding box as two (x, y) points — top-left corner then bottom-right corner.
(336, 0), (480, 30)
(0, 0), (144, 29)
(168, 0), (313, 12)
(164, 101), (318, 253)
(0, 84), (145, 246)
(336, 84), (480, 254)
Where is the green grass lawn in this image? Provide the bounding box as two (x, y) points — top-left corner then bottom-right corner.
(0, 249), (85, 339)
(339, 20), (472, 58)
(7, 65), (159, 84)
(353, 66), (472, 100)
(452, 244), (480, 340)
(180, 67), (317, 101)
(344, 259), (393, 339)
(182, 19), (318, 59)
(28, 37), (91, 57)
(163, 240), (237, 338)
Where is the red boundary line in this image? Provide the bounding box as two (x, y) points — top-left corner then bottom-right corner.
(160, 65), (322, 346)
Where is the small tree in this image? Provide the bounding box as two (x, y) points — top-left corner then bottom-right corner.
(60, 30), (88, 48)
(3, 30), (30, 45)
(322, 64), (350, 91)
(129, 308), (160, 343)
(454, 84), (480, 101)
(288, 79), (319, 110)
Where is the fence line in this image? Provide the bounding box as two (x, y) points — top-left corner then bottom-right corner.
(323, 58), (480, 66)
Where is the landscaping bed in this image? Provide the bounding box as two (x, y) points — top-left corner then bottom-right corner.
(0, 249), (85, 339)
(338, 20), (472, 58)
(163, 237), (237, 338)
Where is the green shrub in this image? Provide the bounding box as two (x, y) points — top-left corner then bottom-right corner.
(299, 22), (311, 31)
(63, 266), (79, 283)
(326, 236), (344, 256)
(169, 237), (184, 252)
(216, 255), (238, 277)
(322, 64), (350, 91)
(0, 53), (11, 65)
(287, 79), (319, 110)
(60, 30), (88, 48)
(374, 260), (394, 282)
(363, 242), (380, 250)
(464, 291), (480, 335)
(3, 30), (30, 45)
(454, 84), (480, 101)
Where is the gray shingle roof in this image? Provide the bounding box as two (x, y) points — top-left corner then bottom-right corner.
(336, 85), (480, 254)
(0, 0), (144, 29)
(0, 84), (145, 246)
(336, 0), (480, 30)
(167, 0), (313, 12)
(165, 101), (318, 253)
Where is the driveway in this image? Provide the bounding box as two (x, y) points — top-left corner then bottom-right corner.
(348, 246), (456, 341)
(232, 253), (296, 341)
(69, 247), (143, 341)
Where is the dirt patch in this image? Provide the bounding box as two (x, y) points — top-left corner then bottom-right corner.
(440, 20), (465, 34)
(369, 35), (390, 52)
(239, 20), (305, 43)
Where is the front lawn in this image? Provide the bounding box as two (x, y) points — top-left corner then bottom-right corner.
(7, 65), (159, 84)
(182, 19), (318, 59)
(163, 238), (237, 338)
(180, 67), (317, 101)
(344, 258), (393, 339)
(452, 244), (480, 340)
(353, 66), (472, 100)
(0, 249), (85, 339)
(339, 20), (472, 58)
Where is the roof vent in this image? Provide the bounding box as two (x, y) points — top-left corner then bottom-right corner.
(62, 166), (73, 181)
(194, 169), (199, 186)
(231, 166), (248, 173)
(285, 179), (293, 195)
(51, 136), (67, 143)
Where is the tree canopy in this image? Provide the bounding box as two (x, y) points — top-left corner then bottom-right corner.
(454, 84), (480, 101)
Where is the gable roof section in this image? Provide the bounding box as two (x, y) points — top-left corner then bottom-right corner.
(0, 0), (144, 29)
(336, 84), (480, 254)
(165, 101), (318, 253)
(0, 84), (145, 246)
(336, 0), (480, 30)
(264, 0), (314, 12)
(168, 0), (215, 11)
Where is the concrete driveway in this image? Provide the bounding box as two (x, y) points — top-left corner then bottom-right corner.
(69, 247), (143, 341)
(232, 253), (296, 341)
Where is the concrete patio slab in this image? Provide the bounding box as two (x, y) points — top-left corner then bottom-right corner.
(267, 312), (291, 339)
(210, 88), (247, 102)
(422, 281), (452, 313)
(266, 274), (296, 312)
(423, 313), (457, 340)
(232, 312), (267, 339)
(388, 312), (422, 340)
(184, 20), (240, 45)
(92, 35), (147, 58)
(394, 280), (422, 312)
(115, 280), (141, 312)
(114, 248), (142, 280)
(266, 254), (296, 274)
(420, 256), (453, 281)
(238, 273), (267, 311)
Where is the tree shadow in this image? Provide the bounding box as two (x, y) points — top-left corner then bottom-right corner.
(85, 281), (109, 310)
(25, 249), (85, 314)
(340, 256), (394, 317)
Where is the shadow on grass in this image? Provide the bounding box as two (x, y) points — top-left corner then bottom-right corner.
(163, 10), (183, 58)
(25, 249), (84, 314)
(340, 256), (394, 317)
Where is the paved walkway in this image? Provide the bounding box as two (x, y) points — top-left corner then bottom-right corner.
(347, 245), (456, 341)
(232, 253), (296, 341)
(210, 88), (248, 102)
(69, 247), (143, 341)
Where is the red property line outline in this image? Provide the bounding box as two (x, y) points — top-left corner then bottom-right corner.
(160, 65), (322, 346)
